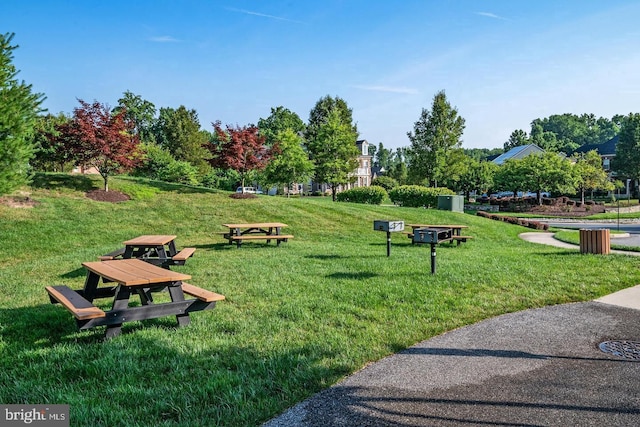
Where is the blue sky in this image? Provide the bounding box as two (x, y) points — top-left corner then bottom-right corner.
(3, 0), (640, 150)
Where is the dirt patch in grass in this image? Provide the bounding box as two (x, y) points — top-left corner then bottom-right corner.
(86, 189), (130, 203)
(229, 193), (257, 199)
(0, 195), (39, 208)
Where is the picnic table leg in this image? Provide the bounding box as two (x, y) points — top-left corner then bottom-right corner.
(123, 245), (135, 259)
(136, 288), (154, 305)
(168, 282), (191, 327)
(167, 241), (177, 257)
(234, 228), (242, 248)
(275, 227), (281, 246)
(154, 244), (171, 269)
(82, 271), (101, 302)
(105, 285), (132, 339)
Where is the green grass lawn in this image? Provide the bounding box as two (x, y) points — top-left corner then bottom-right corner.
(3, 173), (640, 426)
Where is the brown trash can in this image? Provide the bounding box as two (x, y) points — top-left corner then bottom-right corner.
(579, 229), (611, 254)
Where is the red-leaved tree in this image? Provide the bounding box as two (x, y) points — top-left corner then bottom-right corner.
(206, 121), (276, 192)
(57, 100), (141, 191)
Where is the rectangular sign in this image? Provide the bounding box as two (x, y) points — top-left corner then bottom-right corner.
(373, 220), (404, 232)
(0, 405), (69, 427)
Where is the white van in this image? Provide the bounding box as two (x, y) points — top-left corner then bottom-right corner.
(236, 187), (256, 193)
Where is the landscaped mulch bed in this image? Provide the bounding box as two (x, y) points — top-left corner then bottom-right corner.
(86, 189), (130, 203)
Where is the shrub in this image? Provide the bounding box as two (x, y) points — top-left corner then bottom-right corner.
(200, 168), (240, 191)
(388, 185), (455, 208)
(133, 143), (198, 185)
(162, 161), (198, 185)
(336, 186), (387, 204)
(371, 176), (399, 192)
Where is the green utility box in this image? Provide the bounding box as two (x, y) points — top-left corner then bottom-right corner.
(437, 195), (464, 213)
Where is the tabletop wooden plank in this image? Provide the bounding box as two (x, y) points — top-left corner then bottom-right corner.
(82, 259), (190, 286)
(222, 223), (287, 228)
(123, 235), (177, 246)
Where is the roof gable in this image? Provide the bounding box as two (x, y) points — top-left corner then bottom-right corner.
(571, 135), (618, 156)
(492, 144), (545, 165)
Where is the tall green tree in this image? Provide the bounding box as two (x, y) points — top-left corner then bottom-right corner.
(373, 142), (393, 170)
(530, 122), (561, 152)
(493, 159), (528, 198)
(263, 128), (314, 197)
(463, 147), (504, 161)
(504, 129), (528, 151)
(258, 106), (305, 147)
(30, 113), (72, 172)
(528, 113), (620, 154)
(438, 148), (468, 191)
(519, 152), (575, 204)
(612, 113), (640, 200)
(304, 95), (358, 145)
(407, 90), (465, 187)
(113, 91), (157, 143)
(0, 32), (45, 195)
(387, 148), (409, 184)
(458, 158), (497, 198)
(305, 109), (359, 201)
(572, 150), (613, 203)
(152, 106), (210, 174)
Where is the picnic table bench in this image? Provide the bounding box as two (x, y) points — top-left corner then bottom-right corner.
(46, 258), (224, 339)
(222, 223), (293, 247)
(99, 235), (196, 267)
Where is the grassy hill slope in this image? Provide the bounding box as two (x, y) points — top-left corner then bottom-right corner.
(1, 174), (639, 426)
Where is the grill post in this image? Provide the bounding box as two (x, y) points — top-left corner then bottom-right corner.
(386, 231), (391, 257)
(373, 220), (404, 257)
(430, 243), (436, 274)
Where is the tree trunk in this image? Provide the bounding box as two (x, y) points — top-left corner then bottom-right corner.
(99, 170), (109, 192)
(331, 185), (337, 202)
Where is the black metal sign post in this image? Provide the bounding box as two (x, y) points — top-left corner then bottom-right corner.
(386, 231), (391, 257)
(413, 228), (441, 274)
(430, 242), (436, 274)
(373, 220), (405, 257)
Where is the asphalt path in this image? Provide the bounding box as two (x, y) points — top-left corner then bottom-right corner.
(263, 232), (640, 426)
(544, 221), (640, 234)
(538, 219), (640, 246)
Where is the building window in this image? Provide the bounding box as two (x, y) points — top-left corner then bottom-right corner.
(603, 158), (610, 170)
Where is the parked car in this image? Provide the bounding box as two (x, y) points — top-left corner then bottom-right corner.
(490, 191), (514, 198)
(235, 187), (263, 194)
(236, 187), (256, 194)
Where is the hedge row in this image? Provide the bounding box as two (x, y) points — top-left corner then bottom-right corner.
(336, 185), (387, 204)
(476, 210), (549, 230)
(388, 185), (455, 208)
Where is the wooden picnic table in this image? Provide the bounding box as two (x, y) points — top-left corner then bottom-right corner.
(46, 258), (224, 339)
(222, 222), (293, 247)
(100, 235), (196, 267)
(406, 224), (472, 246)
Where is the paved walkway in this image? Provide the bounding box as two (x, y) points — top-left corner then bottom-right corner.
(264, 233), (640, 426)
